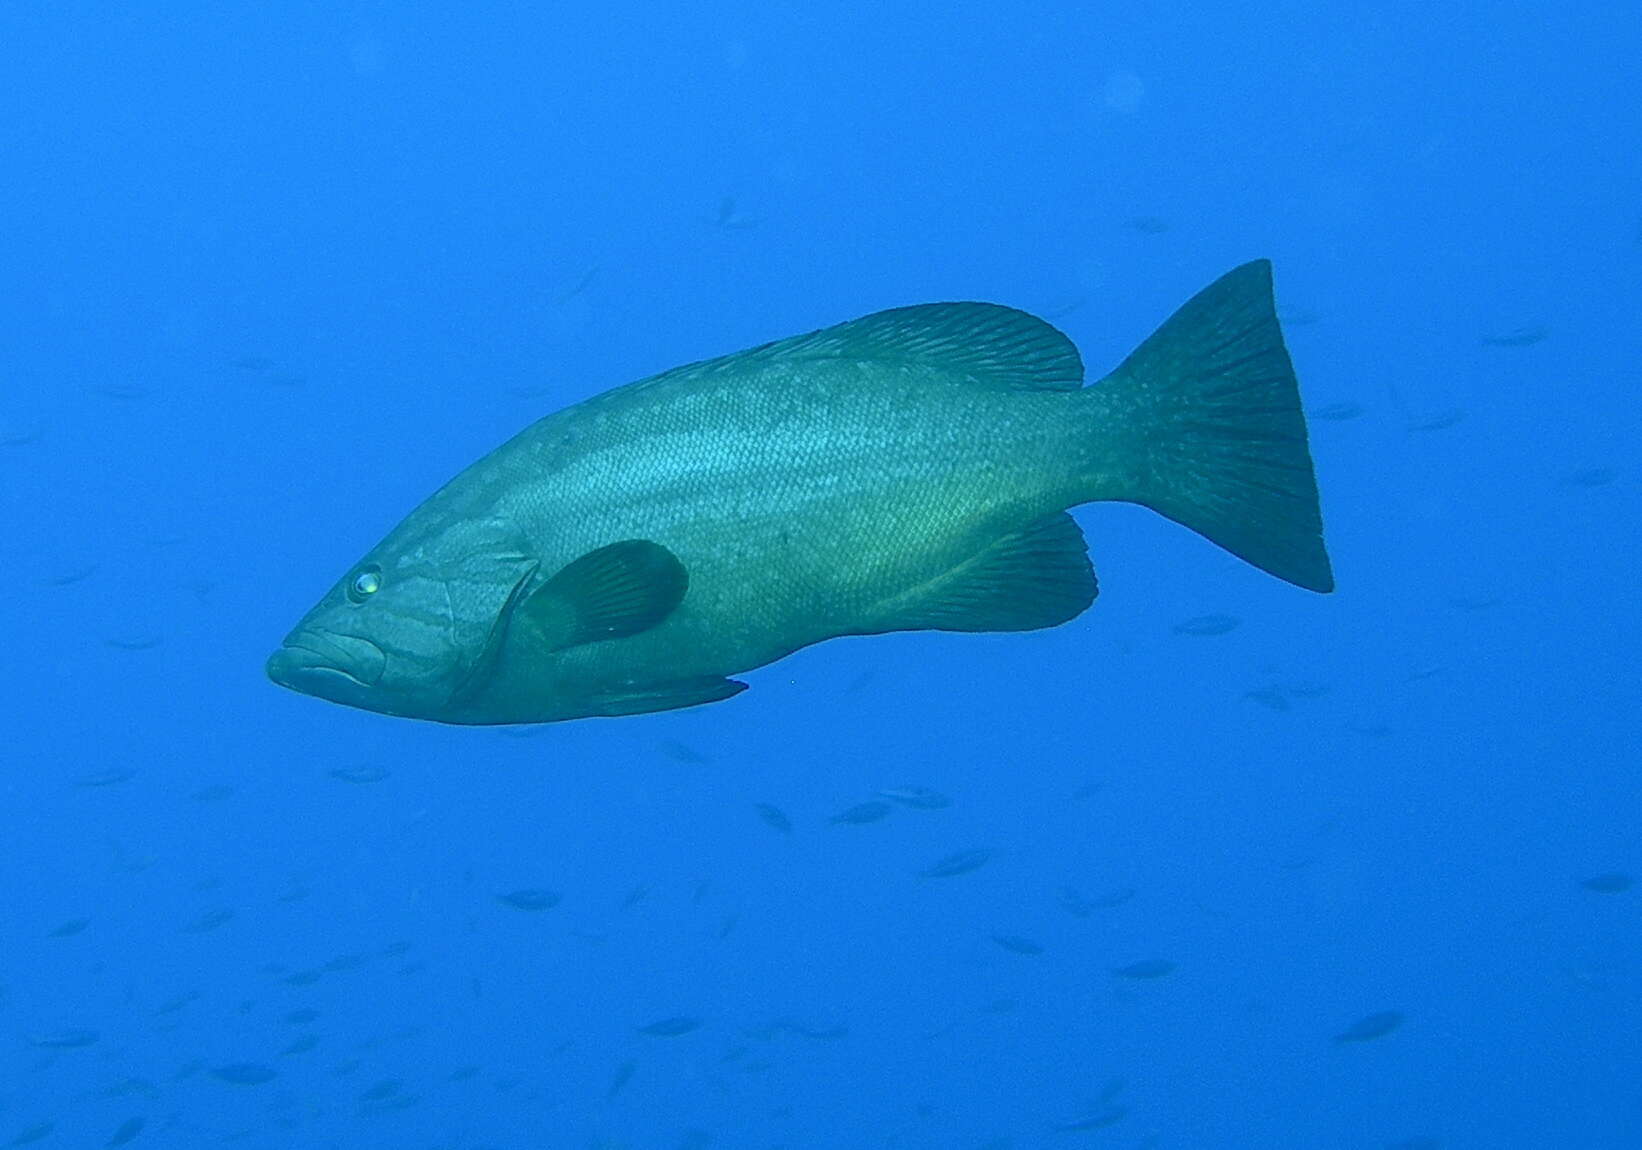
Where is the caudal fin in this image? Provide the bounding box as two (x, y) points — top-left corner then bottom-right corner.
(1087, 260), (1334, 592)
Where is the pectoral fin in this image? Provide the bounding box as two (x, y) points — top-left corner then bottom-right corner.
(513, 540), (688, 653)
(872, 513), (1098, 633)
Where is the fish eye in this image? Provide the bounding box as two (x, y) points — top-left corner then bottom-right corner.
(347, 566), (383, 603)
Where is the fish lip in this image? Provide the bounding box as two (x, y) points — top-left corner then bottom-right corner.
(266, 630), (386, 692)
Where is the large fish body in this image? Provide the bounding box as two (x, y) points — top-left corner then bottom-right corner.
(267, 260), (1333, 723)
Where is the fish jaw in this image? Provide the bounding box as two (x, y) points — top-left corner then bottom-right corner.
(266, 629), (387, 707)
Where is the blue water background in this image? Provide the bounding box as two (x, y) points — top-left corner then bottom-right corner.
(2, 4), (1638, 1147)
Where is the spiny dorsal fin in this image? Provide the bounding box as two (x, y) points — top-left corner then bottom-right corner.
(513, 540), (687, 653)
(870, 512), (1098, 634)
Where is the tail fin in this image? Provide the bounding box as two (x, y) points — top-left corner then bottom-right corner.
(1088, 260), (1334, 592)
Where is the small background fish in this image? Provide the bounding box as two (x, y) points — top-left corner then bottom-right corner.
(3, 7), (1634, 1149)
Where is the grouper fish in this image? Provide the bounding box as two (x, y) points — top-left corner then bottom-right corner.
(267, 260), (1333, 724)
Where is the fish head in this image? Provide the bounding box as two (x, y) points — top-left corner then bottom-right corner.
(267, 512), (537, 721)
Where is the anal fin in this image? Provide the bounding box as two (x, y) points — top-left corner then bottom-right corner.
(875, 513), (1097, 634)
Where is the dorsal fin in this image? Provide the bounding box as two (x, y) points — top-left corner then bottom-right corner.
(632, 303), (1085, 396)
(774, 303), (1084, 391)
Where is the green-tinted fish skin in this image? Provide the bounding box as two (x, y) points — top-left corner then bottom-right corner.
(268, 260), (1332, 724)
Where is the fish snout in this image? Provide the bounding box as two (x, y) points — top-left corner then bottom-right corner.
(266, 630), (387, 697)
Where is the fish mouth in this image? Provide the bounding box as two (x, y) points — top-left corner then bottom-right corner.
(266, 630), (386, 698)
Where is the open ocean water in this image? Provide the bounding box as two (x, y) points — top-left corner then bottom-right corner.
(2, 4), (1638, 1148)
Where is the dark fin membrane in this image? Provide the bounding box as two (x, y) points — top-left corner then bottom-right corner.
(873, 512), (1097, 633)
(516, 540), (688, 652)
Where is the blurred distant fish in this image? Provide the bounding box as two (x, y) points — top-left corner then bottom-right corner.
(1580, 872), (1633, 894)
(920, 849), (990, 879)
(104, 635), (163, 652)
(46, 563), (99, 586)
(1112, 958), (1175, 979)
(752, 803), (793, 834)
(92, 1077), (162, 1101)
(638, 1015), (702, 1037)
(1481, 324), (1548, 347)
(554, 266), (599, 305)
(76, 768), (138, 789)
(28, 1029), (99, 1049)
(1312, 401), (1364, 421)
(991, 934), (1044, 956)
(712, 196), (758, 230)
(1333, 1010), (1403, 1043)
(1244, 685), (1291, 711)
(1052, 1104), (1127, 1132)
(156, 993), (197, 1015)
(1173, 614), (1240, 636)
(182, 907), (234, 933)
(328, 764), (389, 783)
(1124, 215), (1171, 234)
(1562, 466), (1615, 488)
(1055, 886), (1096, 916)
(606, 1059), (637, 1100)
(104, 1116), (145, 1147)
(1, 424), (43, 447)
(48, 917), (89, 938)
(830, 800), (892, 825)
(878, 785), (951, 810)
(358, 1078), (401, 1103)
(8, 1122), (54, 1146)
(497, 888), (561, 911)
(1405, 408), (1466, 432)
(769, 1017), (849, 1040)
(267, 261), (1332, 724)
(1087, 886), (1137, 909)
(211, 1062), (278, 1085)
(94, 383), (147, 401)
(659, 738), (711, 764)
